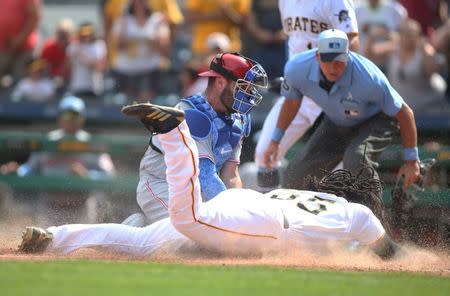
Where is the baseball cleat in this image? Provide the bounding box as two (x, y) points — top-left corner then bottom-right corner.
(18, 226), (53, 253)
(122, 102), (185, 134)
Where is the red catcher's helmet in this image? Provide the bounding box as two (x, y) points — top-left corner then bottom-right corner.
(199, 53), (267, 86)
(199, 53), (251, 80)
(198, 52), (268, 114)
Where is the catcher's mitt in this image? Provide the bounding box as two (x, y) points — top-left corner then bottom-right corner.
(121, 102), (185, 134)
(391, 158), (437, 214)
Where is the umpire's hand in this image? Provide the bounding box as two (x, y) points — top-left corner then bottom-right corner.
(263, 140), (280, 169)
(397, 160), (421, 190)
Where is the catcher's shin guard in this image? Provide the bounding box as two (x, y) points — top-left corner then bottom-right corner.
(122, 102), (185, 134)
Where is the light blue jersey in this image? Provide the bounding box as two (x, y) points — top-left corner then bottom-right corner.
(281, 49), (404, 127)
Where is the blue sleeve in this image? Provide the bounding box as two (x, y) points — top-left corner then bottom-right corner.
(198, 158), (226, 201)
(361, 55), (403, 116)
(281, 58), (304, 100)
(379, 77), (404, 116)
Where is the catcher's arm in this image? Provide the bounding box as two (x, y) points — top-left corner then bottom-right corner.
(199, 158), (227, 201)
(220, 161), (242, 189)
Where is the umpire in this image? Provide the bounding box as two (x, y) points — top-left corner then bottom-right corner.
(263, 29), (420, 191)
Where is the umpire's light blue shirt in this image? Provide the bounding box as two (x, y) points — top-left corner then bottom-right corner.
(281, 50), (404, 127)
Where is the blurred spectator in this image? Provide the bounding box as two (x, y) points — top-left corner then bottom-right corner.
(0, 96), (116, 223)
(179, 32), (231, 97)
(179, 60), (206, 97)
(203, 32), (232, 64)
(111, 0), (171, 102)
(47, 96), (92, 142)
(40, 18), (75, 88)
(399, 0), (448, 37)
(355, 0), (407, 72)
(184, 0), (251, 57)
(32, 96), (115, 178)
(147, 0), (184, 41)
(103, 0), (183, 68)
(431, 19), (450, 101)
(206, 32), (231, 54)
(386, 19), (446, 111)
(243, 0), (286, 80)
(67, 22), (107, 98)
(1, 96), (116, 176)
(0, 0), (41, 83)
(11, 58), (55, 102)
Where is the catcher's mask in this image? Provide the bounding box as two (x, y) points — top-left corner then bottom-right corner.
(199, 52), (268, 114)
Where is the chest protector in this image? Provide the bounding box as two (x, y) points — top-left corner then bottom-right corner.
(181, 94), (251, 170)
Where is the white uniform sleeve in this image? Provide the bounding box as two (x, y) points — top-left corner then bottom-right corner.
(325, 0), (359, 34)
(349, 203), (385, 245)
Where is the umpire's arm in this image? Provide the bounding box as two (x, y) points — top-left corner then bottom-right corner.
(395, 102), (421, 189)
(263, 97), (302, 169)
(276, 98), (302, 131)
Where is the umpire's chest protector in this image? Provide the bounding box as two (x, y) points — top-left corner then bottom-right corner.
(181, 95), (249, 170)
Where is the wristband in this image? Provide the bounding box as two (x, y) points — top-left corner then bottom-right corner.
(403, 147), (419, 161)
(271, 127), (286, 143)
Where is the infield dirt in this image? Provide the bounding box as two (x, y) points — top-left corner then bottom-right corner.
(1, 215), (449, 276)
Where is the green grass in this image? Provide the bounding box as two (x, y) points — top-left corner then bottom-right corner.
(0, 260), (448, 296)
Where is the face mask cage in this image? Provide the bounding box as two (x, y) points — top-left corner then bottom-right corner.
(232, 80), (263, 114)
(231, 63), (267, 114)
(243, 64), (268, 88)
